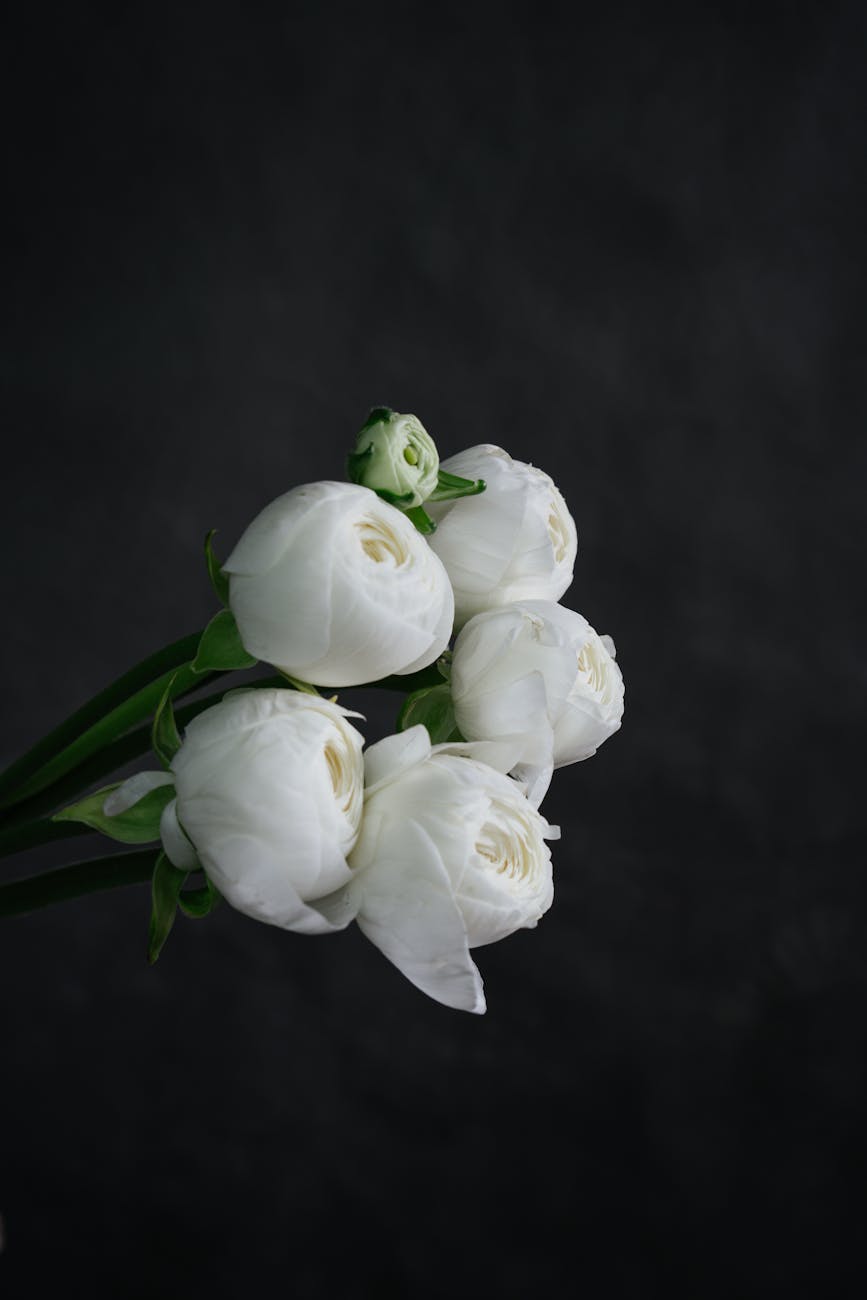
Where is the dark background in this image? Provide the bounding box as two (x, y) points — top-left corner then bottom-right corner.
(2, 4), (866, 1296)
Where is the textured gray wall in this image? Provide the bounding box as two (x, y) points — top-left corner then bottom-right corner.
(2, 5), (865, 1296)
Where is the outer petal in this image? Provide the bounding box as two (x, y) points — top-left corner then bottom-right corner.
(363, 725), (432, 794)
(351, 818), (486, 1014)
(103, 770), (174, 817)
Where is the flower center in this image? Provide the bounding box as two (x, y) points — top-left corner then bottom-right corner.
(547, 491), (572, 564)
(355, 514), (410, 565)
(475, 800), (539, 888)
(324, 735), (360, 816)
(576, 639), (605, 694)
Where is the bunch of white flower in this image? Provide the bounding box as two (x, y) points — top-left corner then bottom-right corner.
(49, 408), (624, 1014)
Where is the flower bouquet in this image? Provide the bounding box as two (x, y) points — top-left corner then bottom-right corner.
(0, 409), (624, 1013)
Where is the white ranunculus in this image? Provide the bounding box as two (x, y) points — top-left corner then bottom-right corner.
(451, 599), (625, 806)
(161, 688), (365, 934)
(347, 407), (439, 507)
(225, 481), (454, 687)
(347, 726), (559, 1014)
(425, 445), (577, 627)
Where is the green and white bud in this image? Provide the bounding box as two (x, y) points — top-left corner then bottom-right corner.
(347, 407), (439, 508)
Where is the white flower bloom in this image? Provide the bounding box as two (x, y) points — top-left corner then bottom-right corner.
(225, 481), (454, 687)
(425, 445), (577, 627)
(347, 407), (439, 507)
(162, 688), (365, 934)
(347, 726), (559, 1014)
(451, 599), (625, 806)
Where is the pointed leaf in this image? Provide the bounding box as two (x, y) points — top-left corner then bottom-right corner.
(147, 852), (188, 963)
(427, 470), (486, 503)
(404, 505), (437, 535)
(178, 874), (221, 919)
(53, 780), (175, 844)
(152, 677), (182, 769)
(191, 609), (258, 675)
(204, 529), (231, 607)
(397, 683), (463, 744)
(276, 669), (320, 696)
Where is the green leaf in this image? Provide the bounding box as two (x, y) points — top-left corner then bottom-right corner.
(371, 487), (416, 508)
(404, 505), (437, 535)
(191, 609), (258, 675)
(359, 405), (394, 433)
(147, 852), (188, 963)
(275, 669), (320, 696)
(397, 683), (463, 744)
(427, 470), (486, 503)
(204, 529), (231, 607)
(152, 677), (182, 769)
(178, 874), (221, 919)
(53, 780), (175, 844)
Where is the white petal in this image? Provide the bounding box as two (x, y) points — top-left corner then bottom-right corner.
(353, 819), (486, 1014)
(103, 770), (174, 817)
(159, 798), (200, 870)
(363, 725), (432, 794)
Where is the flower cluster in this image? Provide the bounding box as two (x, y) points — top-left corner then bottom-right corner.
(64, 409), (624, 1013)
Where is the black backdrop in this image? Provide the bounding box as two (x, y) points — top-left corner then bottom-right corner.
(2, 6), (866, 1297)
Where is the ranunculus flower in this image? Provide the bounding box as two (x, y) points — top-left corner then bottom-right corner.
(425, 445), (577, 627)
(450, 599), (625, 806)
(347, 407), (439, 507)
(225, 481), (454, 687)
(346, 726), (559, 1013)
(160, 688), (365, 934)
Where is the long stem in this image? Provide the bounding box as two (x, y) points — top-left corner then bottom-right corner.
(0, 675), (286, 831)
(0, 661), (219, 814)
(0, 850), (155, 918)
(0, 818), (93, 858)
(0, 631), (203, 804)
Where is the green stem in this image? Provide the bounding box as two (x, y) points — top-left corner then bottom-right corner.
(0, 817), (93, 858)
(0, 675), (287, 830)
(0, 850), (155, 918)
(0, 631), (203, 805)
(0, 660), (219, 814)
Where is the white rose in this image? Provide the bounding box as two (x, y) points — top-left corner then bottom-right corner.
(425, 445), (577, 627)
(451, 599), (625, 806)
(225, 481), (454, 687)
(347, 726), (559, 1014)
(160, 688), (365, 934)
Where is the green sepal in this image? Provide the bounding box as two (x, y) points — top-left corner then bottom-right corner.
(435, 651), (452, 682)
(360, 405), (394, 432)
(147, 851), (187, 963)
(371, 487), (416, 508)
(276, 669), (320, 696)
(427, 470), (486, 503)
(346, 441), (374, 484)
(177, 874), (221, 919)
(204, 529), (231, 607)
(397, 682), (463, 744)
(52, 781), (175, 844)
(152, 677), (182, 769)
(192, 609), (258, 675)
(404, 505), (437, 535)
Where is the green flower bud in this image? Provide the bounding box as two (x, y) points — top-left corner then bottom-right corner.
(347, 407), (440, 508)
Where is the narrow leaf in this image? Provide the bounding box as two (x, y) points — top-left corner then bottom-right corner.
(178, 874), (221, 919)
(397, 683), (463, 744)
(276, 669), (320, 696)
(147, 852), (188, 963)
(53, 781), (175, 844)
(204, 529), (231, 607)
(405, 506), (437, 535)
(191, 609), (257, 675)
(427, 470), (486, 503)
(152, 677), (182, 769)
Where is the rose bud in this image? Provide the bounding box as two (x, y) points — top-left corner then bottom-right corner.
(160, 688), (365, 934)
(347, 407), (440, 508)
(225, 481), (454, 687)
(451, 599), (625, 806)
(425, 445), (577, 628)
(347, 726), (559, 1013)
